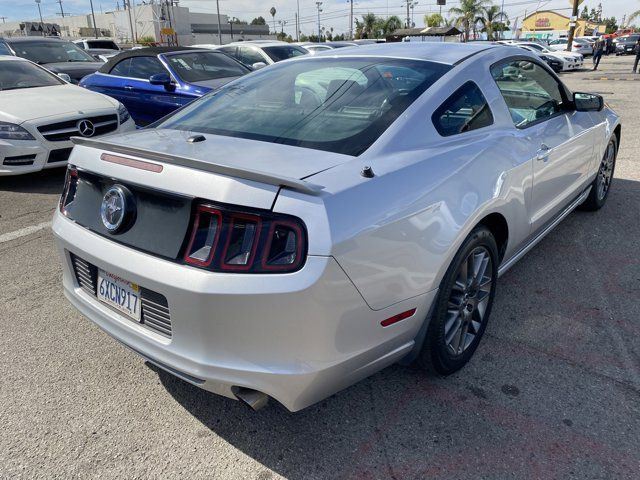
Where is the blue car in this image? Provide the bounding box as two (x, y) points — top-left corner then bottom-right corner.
(80, 47), (250, 126)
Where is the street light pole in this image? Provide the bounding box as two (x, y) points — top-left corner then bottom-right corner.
(89, 0), (99, 38)
(216, 0), (222, 44)
(349, 0), (353, 40)
(316, 2), (322, 42)
(296, 0), (300, 42)
(35, 0), (44, 36)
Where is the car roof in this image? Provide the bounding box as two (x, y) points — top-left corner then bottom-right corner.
(4, 36), (68, 43)
(311, 42), (495, 65)
(97, 46), (212, 73)
(0, 55), (28, 62)
(224, 41), (292, 48)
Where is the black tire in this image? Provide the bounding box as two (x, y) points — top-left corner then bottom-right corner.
(580, 135), (618, 211)
(417, 226), (499, 375)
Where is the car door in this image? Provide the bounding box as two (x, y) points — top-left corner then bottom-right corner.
(491, 58), (595, 232)
(124, 56), (184, 126)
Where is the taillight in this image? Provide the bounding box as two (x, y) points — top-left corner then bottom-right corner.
(59, 165), (78, 216)
(183, 203), (307, 273)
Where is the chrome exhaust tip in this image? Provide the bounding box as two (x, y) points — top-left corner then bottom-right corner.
(234, 387), (269, 411)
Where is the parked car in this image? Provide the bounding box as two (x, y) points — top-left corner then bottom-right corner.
(73, 38), (121, 61)
(515, 45), (563, 72)
(0, 56), (134, 176)
(548, 38), (592, 56)
(299, 41), (359, 54)
(53, 43), (620, 412)
(514, 42), (584, 71)
(195, 41), (307, 69)
(2, 37), (103, 83)
(615, 34), (640, 55)
(79, 47), (251, 126)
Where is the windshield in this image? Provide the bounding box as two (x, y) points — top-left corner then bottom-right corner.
(0, 60), (64, 91)
(165, 51), (249, 82)
(10, 40), (96, 64)
(263, 45), (307, 62)
(158, 57), (450, 156)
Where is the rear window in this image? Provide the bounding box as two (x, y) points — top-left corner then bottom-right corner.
(87, 40), (119, 50)
(432, 82), (493, 136)
(158, 57), (450, 156)
(165, 52), (249, 82)
(262, 45), (307, 62)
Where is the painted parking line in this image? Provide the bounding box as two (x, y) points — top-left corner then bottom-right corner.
(0, 221), (52, 244)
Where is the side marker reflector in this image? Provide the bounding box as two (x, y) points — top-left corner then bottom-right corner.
(381, 308), (417, 327)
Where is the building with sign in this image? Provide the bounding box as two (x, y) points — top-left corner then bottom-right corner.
(520, 10), (605, 41)
(0, 5), (274, 46)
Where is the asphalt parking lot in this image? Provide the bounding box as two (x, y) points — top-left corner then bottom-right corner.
(1, 54), (639, 479)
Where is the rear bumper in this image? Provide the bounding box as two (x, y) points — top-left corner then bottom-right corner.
(53, 211), (435, 411)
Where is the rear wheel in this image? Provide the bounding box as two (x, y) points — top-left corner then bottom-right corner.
(580, 136), (617, 211)
(418, 226), (498, 375)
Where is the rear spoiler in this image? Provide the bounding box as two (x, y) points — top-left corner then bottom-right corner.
(71, 137), (325, 195)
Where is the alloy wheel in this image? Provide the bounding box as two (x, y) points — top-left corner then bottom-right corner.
(445, 247), (493, 356)
(597, 141), (615, 201)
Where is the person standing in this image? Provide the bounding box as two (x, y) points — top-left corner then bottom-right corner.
(633, 37), (640, 73)
(592, 39), (604, 71)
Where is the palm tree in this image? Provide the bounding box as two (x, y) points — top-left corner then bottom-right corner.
(449, 0), (490, 42)
(477, 5), (508, 40)
(382, 16), (403, 36)
(356, 13), (381, 39)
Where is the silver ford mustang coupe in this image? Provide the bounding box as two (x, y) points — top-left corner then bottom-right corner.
(53, 43), (620, 412)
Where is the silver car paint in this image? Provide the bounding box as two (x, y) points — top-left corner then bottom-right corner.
(53, 44), (620, 411)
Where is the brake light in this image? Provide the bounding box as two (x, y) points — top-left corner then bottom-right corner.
(183, 203), (307, 273)
(573, 44), (580, 48)
(59, 165), (78, 216)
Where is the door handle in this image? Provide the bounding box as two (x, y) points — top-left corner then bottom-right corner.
(123, 85), (134, 91)
(536, 143), (551, 162)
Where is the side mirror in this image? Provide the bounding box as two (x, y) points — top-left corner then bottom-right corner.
(252, 62), (267, 70)
(57, 73), (71, 82)
(149, 72), (173, 88)
(573, 92), (604, 112)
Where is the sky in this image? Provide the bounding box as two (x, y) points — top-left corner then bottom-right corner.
(2, 0), (637, 36)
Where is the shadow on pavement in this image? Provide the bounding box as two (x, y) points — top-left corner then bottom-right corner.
(152, 179), (640, 479)
(0, 168), (66, 195)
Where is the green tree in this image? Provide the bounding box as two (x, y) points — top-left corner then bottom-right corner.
(603, 17), (618, 34)
(449, 0), (490, 41)
(580, 5), (589, 19)
(424, 13), (444, 27)
(382, 16), (403, 35)
(250, 16), (266, 25)
(477, 5), (507, 40)
(355, 13), (378, 39)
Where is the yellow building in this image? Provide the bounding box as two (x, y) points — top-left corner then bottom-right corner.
(521, 10), (605, 40)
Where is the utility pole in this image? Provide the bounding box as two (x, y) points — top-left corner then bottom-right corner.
(349, 0), (353, 40)
(316, 2), (322, 42)
(216, 0), (222, 44)
(566, 0), (579, 52)
(410, 1), (417, 28)
(89, 0), (99, 38)
(296, 0), (300, 41)
(125, 0), (136, 44)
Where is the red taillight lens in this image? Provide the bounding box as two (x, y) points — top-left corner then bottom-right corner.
(59, 165), (78, 216)
(183, 206), (222, 267)
(183, 203), (307, 273)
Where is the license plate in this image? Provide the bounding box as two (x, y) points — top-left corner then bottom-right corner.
(97, 269), (141, 321)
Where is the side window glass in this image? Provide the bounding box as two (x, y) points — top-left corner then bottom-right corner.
(109, 58), (131, 77)
(239, 47), (266, 66)
(127, 56), (167, 80)
(432, 81), (494, 136)
(491, 60), (565, 128)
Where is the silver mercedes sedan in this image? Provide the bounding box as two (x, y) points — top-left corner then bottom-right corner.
(53, 43), (620, 412)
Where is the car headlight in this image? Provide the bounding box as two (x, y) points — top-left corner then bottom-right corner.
(117, 103), (130, 124)
(0, 122), (35, 140)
